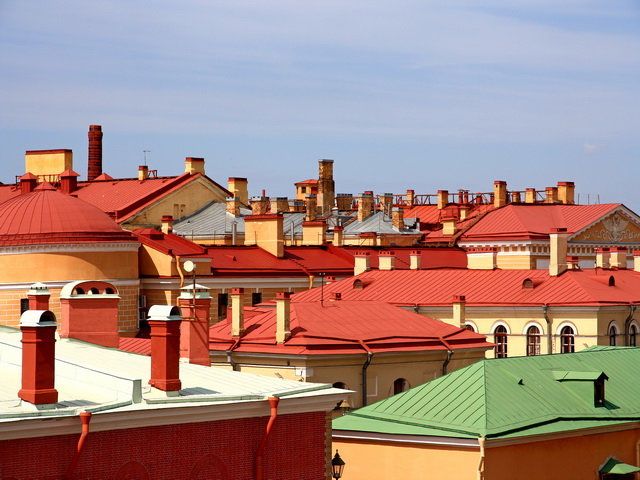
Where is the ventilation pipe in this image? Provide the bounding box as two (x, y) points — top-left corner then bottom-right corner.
(147, 305), (182, 394)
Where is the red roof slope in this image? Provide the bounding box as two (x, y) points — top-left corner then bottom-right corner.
(459, 204), (621, 241)
(0, 183), (135, 246)
(292, 269), (640, 307)
(210, 300), (492, 355)
(134, 229), (207, 256)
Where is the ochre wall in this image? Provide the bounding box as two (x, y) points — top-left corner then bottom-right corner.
(0, 250), (138, 283)
(332, 438), (480, 480)
(124, 178), (227, 228)
(485, 428), (640, 480)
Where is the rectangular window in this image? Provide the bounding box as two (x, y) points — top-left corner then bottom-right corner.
(217, 293), (229, 319)
(20, 298), (29, 314)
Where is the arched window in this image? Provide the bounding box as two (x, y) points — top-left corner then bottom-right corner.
(393, 378), (408, 395)
(560, 326), (575, 353)
(494, 325), (508, 358)
(526, 326), (541, 356)
(465, 324), (476, 332)
(609, 325), (617, 346)
(630, 325), (638, 347)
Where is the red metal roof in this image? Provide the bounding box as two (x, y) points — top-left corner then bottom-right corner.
(459, 204), (621, 240)
(404, 204), (494, 229)
(292, 268), (640, 307)
(118, 337), (151, 356)
(134, 229), (207, 256)
(295, 179), (318, 186)
(0, 183), (135, 246)
(210, 300), (492, 355)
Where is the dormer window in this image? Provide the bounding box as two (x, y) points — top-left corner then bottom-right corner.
(522, 278), (534, 289)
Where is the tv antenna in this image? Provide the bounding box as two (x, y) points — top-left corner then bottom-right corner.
(143, 150), (151, 166)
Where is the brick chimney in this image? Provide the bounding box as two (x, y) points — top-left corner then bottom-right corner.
(459, 205), (470, 220)
(28, 283), (50, 310)
(60, 169), (80, 195)
(452, 295), (466, 328)
(270, 197), (289, 214)
(336, 193), (353, 211)
(442, 213), (457, 236)
(332, 225), (344, 246)
(545, 187), (558, 204)
(178, 284), (212, 366)
(409, 250), (421, 270)
(557, 182), (575, 205)
(228, 177), (249, 205)
(226, 197), (241, 216)
(87, 125), (103, 181)
(161, 215), (174, 234)
(357, 192), (374, 222)
(391, 208), (404, 231)
(147, 305), (182, 394)
(20, 173), (38, 194)
(138, 165), (149, 181)
(251, 196), (268, 215)
(230, 288), (245, 337)
(549, 227), (568, 276)
(406, 189), (415, 207)
(610, 247), (627, 269)
(275, 292), (291, 344)
(566, 256), (580, 270)
(378, 251), (395, 271)
(302, 220), (326, 246)
(317, 159), (335, 215)
(596, 248), (611, 269)
(305, 194), (317, 221)
(525, 188), (536, 204)
(379, 193), (393, 217)
(354, 251), (371, 275)
(18, 310), (58, 405)
(437, 190), (448, 210)
(494, 181), (507, 208)
(244, 214), (284, 257)
(185, 157), (205, 175)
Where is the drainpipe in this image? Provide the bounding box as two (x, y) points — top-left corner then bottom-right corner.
(477, 436), (486, 480)
(255, 396), (280, 480)
(439, 338), (454, 376)
(542, 304), (553, 354)
(173, 254), (185, 288)
(226, 337), (241, 371)
(65, 412), (92, 480)
(625, 305), (637, 346)
(358, 340), (374, 407)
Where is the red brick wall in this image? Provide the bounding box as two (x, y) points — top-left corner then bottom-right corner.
(0, 411), (326, 480)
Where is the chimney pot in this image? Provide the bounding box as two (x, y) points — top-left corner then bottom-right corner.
(138, 165), (149, 181)
(147, 305), (182, 393)
(161, 215), (174, 234)
(493, 180), (507, 208)
(185, 157), (205, 175)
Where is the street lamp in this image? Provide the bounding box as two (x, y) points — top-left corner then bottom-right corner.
(331, 450), (345, 479)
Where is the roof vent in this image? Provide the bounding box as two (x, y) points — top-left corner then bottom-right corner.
(352, 279), (372, 290)
(608, 275), (615, 287)
(522, 278), (535, 289)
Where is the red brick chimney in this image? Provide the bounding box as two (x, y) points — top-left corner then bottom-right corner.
(60, 169), (80, 195)
(20, 173), (38, 194)
(87, 125), (103, 181)
(18, 310), (58, 405)
(28, 283), (50, 310)
(178, 284), (212, 366)
(148, 305), (183, 393)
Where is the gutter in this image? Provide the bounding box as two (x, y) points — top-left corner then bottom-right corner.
(542, 304), (553, 354)
(438, 337), (454, 376)
(255, 397), (280, 480)
(64, 412), (92, 480)
(359, 340), (374, 407)
(173, 253), (185, 288)
(625, 305), (637, 346)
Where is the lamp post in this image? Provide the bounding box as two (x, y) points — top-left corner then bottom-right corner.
(331, 450), (345, 480)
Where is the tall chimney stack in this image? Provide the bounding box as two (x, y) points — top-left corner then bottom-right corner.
(87, 125), (103, 181)
(549, 227), (568, 276)
(275, 292), (292, 344)
(147, 305), (182, 394)
(316, 159), (335, 215)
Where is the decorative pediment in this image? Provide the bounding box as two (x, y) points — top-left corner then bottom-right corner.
(572, 208), (640, 243)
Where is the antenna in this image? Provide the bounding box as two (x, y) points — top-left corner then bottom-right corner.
(143, 150), (151, 166)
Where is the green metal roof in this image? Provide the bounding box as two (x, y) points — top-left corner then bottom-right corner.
(600, 458), (640, 474)
(334, 347), (640, 439)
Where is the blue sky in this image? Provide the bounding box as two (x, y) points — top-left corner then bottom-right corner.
(1, 1), (639, 209)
